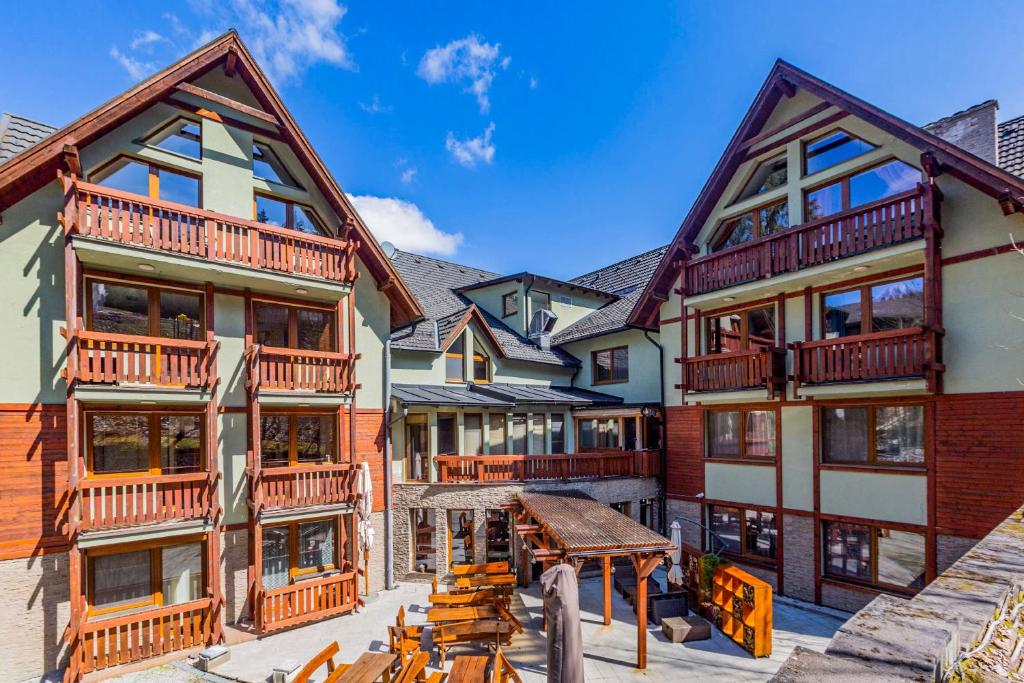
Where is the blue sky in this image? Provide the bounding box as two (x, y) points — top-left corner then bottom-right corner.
(4, 1), (1024, 278)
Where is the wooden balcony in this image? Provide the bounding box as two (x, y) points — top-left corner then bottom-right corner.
(791, 327), (940, 391)
(679, 347), (787, 397)
(72, 598), (214, 675)
(684, 185), (933, 297)
(435, 451), (659, 484)
(78, 472), (214, 532)
(255, 463), (358, 512)
(64, 178), (357, 284)
(64, 329), (218, 390)
(246, 344), (356, 394)
(258, 571), (357, 632)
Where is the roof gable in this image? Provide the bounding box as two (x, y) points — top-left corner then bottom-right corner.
(0, 31), (422, 326)
(629, 59), (1024, 329)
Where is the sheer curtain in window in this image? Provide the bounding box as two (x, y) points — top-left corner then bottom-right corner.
(161, 543), (202, 605)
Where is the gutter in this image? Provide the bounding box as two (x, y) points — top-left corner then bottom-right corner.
(644, 329), (669, 536)
(383, 339), (395, 590)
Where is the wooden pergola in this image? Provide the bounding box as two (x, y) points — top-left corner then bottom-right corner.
(505, 491), (675, 669)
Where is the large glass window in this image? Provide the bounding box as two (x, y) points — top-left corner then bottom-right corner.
(550, 414), (565, 454)
(146, 118), (201, 159)
(253, 301), (336, 351)
(445, 336), (465, 383)
(448, 510), (475, 568)
(706, 306), (776, 354)
(824, 277), (924, 339)
(737, 154), (787, 201)
(472, 338), (490, 383)
(713, 199), (789, 252)
(511, 414), (528, 454)
(488, 414), (506, 455)
(805, 159), (920, 221)
(261, 517), (346, 588)
(437, 415), (457, 455)
(96, 157), (200, 207)
(823, 521), (925, 591)
(578, 416), (622, 451)
(406, 416), (429, 481)
(89, 280), (203, 340)
(464, 414), (483, 456)
(297, 520), (335, 574)
(260, 414), (336, 467)
(706, 409), (776, 459)
(592, 346), (628, 384)
(707, 505), (777, 562)
(822, 405), (924, 465)
(160, 543), (203, 605)
(255, 193), (326, 235)
(262, 526), (291, 590)
(89, 412), (204, 475)
(253, 141), (298, 187)
(88, 542), (204, 616)
(531, 414), (546, 454)
(804, 130), (876, 175)
(412, 509), (436, 572)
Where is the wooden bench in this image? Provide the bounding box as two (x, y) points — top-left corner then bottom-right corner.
(433, 620), (513, 670)
(493, 646), (522, 683)
(428, 588), (502, 607)
(427, 605), (499, 625)
(451, 561), (510, 577)
(453, 574), (517, 589)
(388, 606), (424, 664)
(294, 642), (351, 683)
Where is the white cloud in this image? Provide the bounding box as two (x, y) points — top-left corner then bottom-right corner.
(445, 122), (496, 167)
(130, 30), (167, 51)
(400, 167), (417, 184)
(359, 94), (390, 114)
(110, 46), (156, 80)
(417, 34), (508, 113)
(349, 195), (462, 256)
(529, 76), (538, 90)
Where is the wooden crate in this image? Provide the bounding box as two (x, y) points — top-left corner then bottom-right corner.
(711, 564), (772, 657)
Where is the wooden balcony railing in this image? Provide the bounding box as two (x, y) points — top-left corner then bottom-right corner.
(680, 347), (787, 397)
(64, 178), (357, 283)
(435, 451), (659, 484)
(258, 571), (357, 632)
(74, 598), (213, 675)
(78, 472), (214, 532)
(246, 344), (356, 393)
(684, 185), (931, 296)
(64, 329), (218, 389)
(791, 326), (939, 391)
(256, 463), (358, 511)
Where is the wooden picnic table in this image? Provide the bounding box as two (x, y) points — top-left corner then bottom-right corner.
(447, 655), (489, 683)
(427, 604), (499, 624)
(334, 651), (397, 683)
(453, 573), (517, 588)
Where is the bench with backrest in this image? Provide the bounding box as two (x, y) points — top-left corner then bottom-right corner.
(450, 561), (510, 577)
(433, 619), (513, 670)
(492, 646), (522, 683)
(293, 642), (351, 683)
(429, 587), (502, 606)
(388, 605), (424, 664)
(453, 574), (517, 589)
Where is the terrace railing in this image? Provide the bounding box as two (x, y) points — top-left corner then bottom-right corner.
(255, 463), (358, 511)
(435, 451), (659, 483)
(791, 326), (938, 391)
(246, 344), (356, 394)
(64, 329), (218, 390)
(78, 472), (214, 532)
(680, 347), (787, 397)
(258, 571), (357, 632)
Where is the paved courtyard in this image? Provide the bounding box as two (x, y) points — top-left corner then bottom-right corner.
(108, 569), (847, 683)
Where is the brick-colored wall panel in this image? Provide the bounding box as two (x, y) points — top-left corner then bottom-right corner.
(664, 405), (703, 500)
(345, 408), (386, 512)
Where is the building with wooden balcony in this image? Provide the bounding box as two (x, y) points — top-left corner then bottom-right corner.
(630, 62), (1024, 614)
(0, 33), (423, 681)
(386, 246), (668, 580)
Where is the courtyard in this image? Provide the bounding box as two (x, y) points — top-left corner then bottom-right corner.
(104, 569), (847, 683)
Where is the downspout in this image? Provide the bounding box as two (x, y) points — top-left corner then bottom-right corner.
(644, 329), (668, 536)
(383, 339), (394, 590)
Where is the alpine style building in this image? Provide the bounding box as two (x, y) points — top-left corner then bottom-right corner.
(0, 33), (1022, 683)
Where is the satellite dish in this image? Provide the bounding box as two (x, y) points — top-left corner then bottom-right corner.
(380, 241), (397, 259)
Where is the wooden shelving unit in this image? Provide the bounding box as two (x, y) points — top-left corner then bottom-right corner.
(711, 564), (772, 657)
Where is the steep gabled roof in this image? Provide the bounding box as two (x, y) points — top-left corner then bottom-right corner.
(0, 31), (422, 326)
(0, 114), (55, 164)
(389, 249), (580, 367)
(455, 272), (617, 301)
(999, 114), (1024, 178)
(569, 244), (669, 296)
(629, 59), (1024, 329)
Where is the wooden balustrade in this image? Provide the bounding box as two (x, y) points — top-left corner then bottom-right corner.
(684, 186), (929, 296)
(68, 329), (217, 389)
(791, 326), (936, 390)
(247, 344), (355, 393)
(257, 463), (358, 510)
(435, 451), (659, 483)
(682, 347), (787, 397)
(75, 598), (213, 674)
(66, 179), (356, 283)
(259, 571), (357, 632)
(78, 472), (213, 531)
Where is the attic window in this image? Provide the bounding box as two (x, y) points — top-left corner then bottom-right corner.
(804, 130), (876, 175)
(737, 154), (787, 201)
(253, 141), (299, 187)
(146, 118), (201, 159)
(472, 337), (490, 383)
(502, 292), (518, 318)
(254, 193), (327, 236)
(446, 335), (465, 383)
(95, 157), (200, 208)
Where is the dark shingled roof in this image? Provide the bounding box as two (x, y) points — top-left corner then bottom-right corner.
(473, 383), (622, 406)
(393, 382), (621, 407)
(389, 250), (580, 367)
(551, 246), (668, 345)
(392, 384), (513, 407)
(0, 113), (56, 165)
(517, 490), (674, 555)
(998, 114), (1024, 178)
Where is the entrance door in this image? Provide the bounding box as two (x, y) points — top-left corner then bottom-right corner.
(407, 419), (428, 481)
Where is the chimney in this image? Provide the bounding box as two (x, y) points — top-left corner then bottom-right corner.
(924, 100), (999, 165)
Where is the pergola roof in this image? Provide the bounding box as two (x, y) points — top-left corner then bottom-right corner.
(516, 491), (673, 556)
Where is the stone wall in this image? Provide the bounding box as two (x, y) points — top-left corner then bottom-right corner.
(0, 551), (69, 682)
(664, 498), (701, 549)
(221, 528), (250, 625)
(782, 514), (814, 603)
(393, 477), (660, 580)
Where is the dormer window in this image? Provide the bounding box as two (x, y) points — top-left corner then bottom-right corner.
(713, 199), (788, 252)
(446, 336), (465, 383)
(804, 130), (876, 175)
(254, 193), (328, 235)
(472, 337), (490, 383)
(253, 141), (299, 187)
(737, 154), (787, 201)
(502, 292), (518, 318)
(145, 118), (201, 159)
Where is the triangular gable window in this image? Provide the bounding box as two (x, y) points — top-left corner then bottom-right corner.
(804, 130), (876, 175)
(145, 118), (201, 159)
(253, 141), (299, 188)
(472, 336), (491, 383)
(736, 154), (787, 201)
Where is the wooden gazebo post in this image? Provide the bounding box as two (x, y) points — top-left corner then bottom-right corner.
(602, 556), (612, 626)
(632, 552), (663, 669)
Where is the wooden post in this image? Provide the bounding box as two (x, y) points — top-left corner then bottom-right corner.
(347, 276), (358, 465)
(602, 556), (612, 626)
(205, 282), (224, 643)
(519, 545), (531, 588)
(635, 555), (648, 670)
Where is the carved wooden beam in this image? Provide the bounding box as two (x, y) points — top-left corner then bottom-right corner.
(62, 144), (81, 177)
(175, 82), (280, 126)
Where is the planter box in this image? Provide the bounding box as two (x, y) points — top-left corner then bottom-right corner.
(650, 591), (689, 624)
(662, 615), (712, 643)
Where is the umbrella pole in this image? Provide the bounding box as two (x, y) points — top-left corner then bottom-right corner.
(364, 548), (370, 595)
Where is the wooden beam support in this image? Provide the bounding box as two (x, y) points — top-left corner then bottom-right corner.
(776, 77), (797, 98)
(739, 101), (832, 152)
(224, 51), (238, 78)
(175, 82), (280, 126)
(602, 556), (612, 626)
(62, 145), (81, 177)
(514, 524), (543, 535)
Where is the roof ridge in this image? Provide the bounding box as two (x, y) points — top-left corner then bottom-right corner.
(568, 244), (669, 284)
(0, 112), (58, 130)
(393, 248), (500, 278)
(923, 99), (998, 130)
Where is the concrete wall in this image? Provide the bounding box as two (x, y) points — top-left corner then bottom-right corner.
(562, 328), (662, 404)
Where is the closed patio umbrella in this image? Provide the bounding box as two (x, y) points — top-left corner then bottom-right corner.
(357, 461), (375, 596)
(541, 563), (584, 683)
(667, 520), (684, 586)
